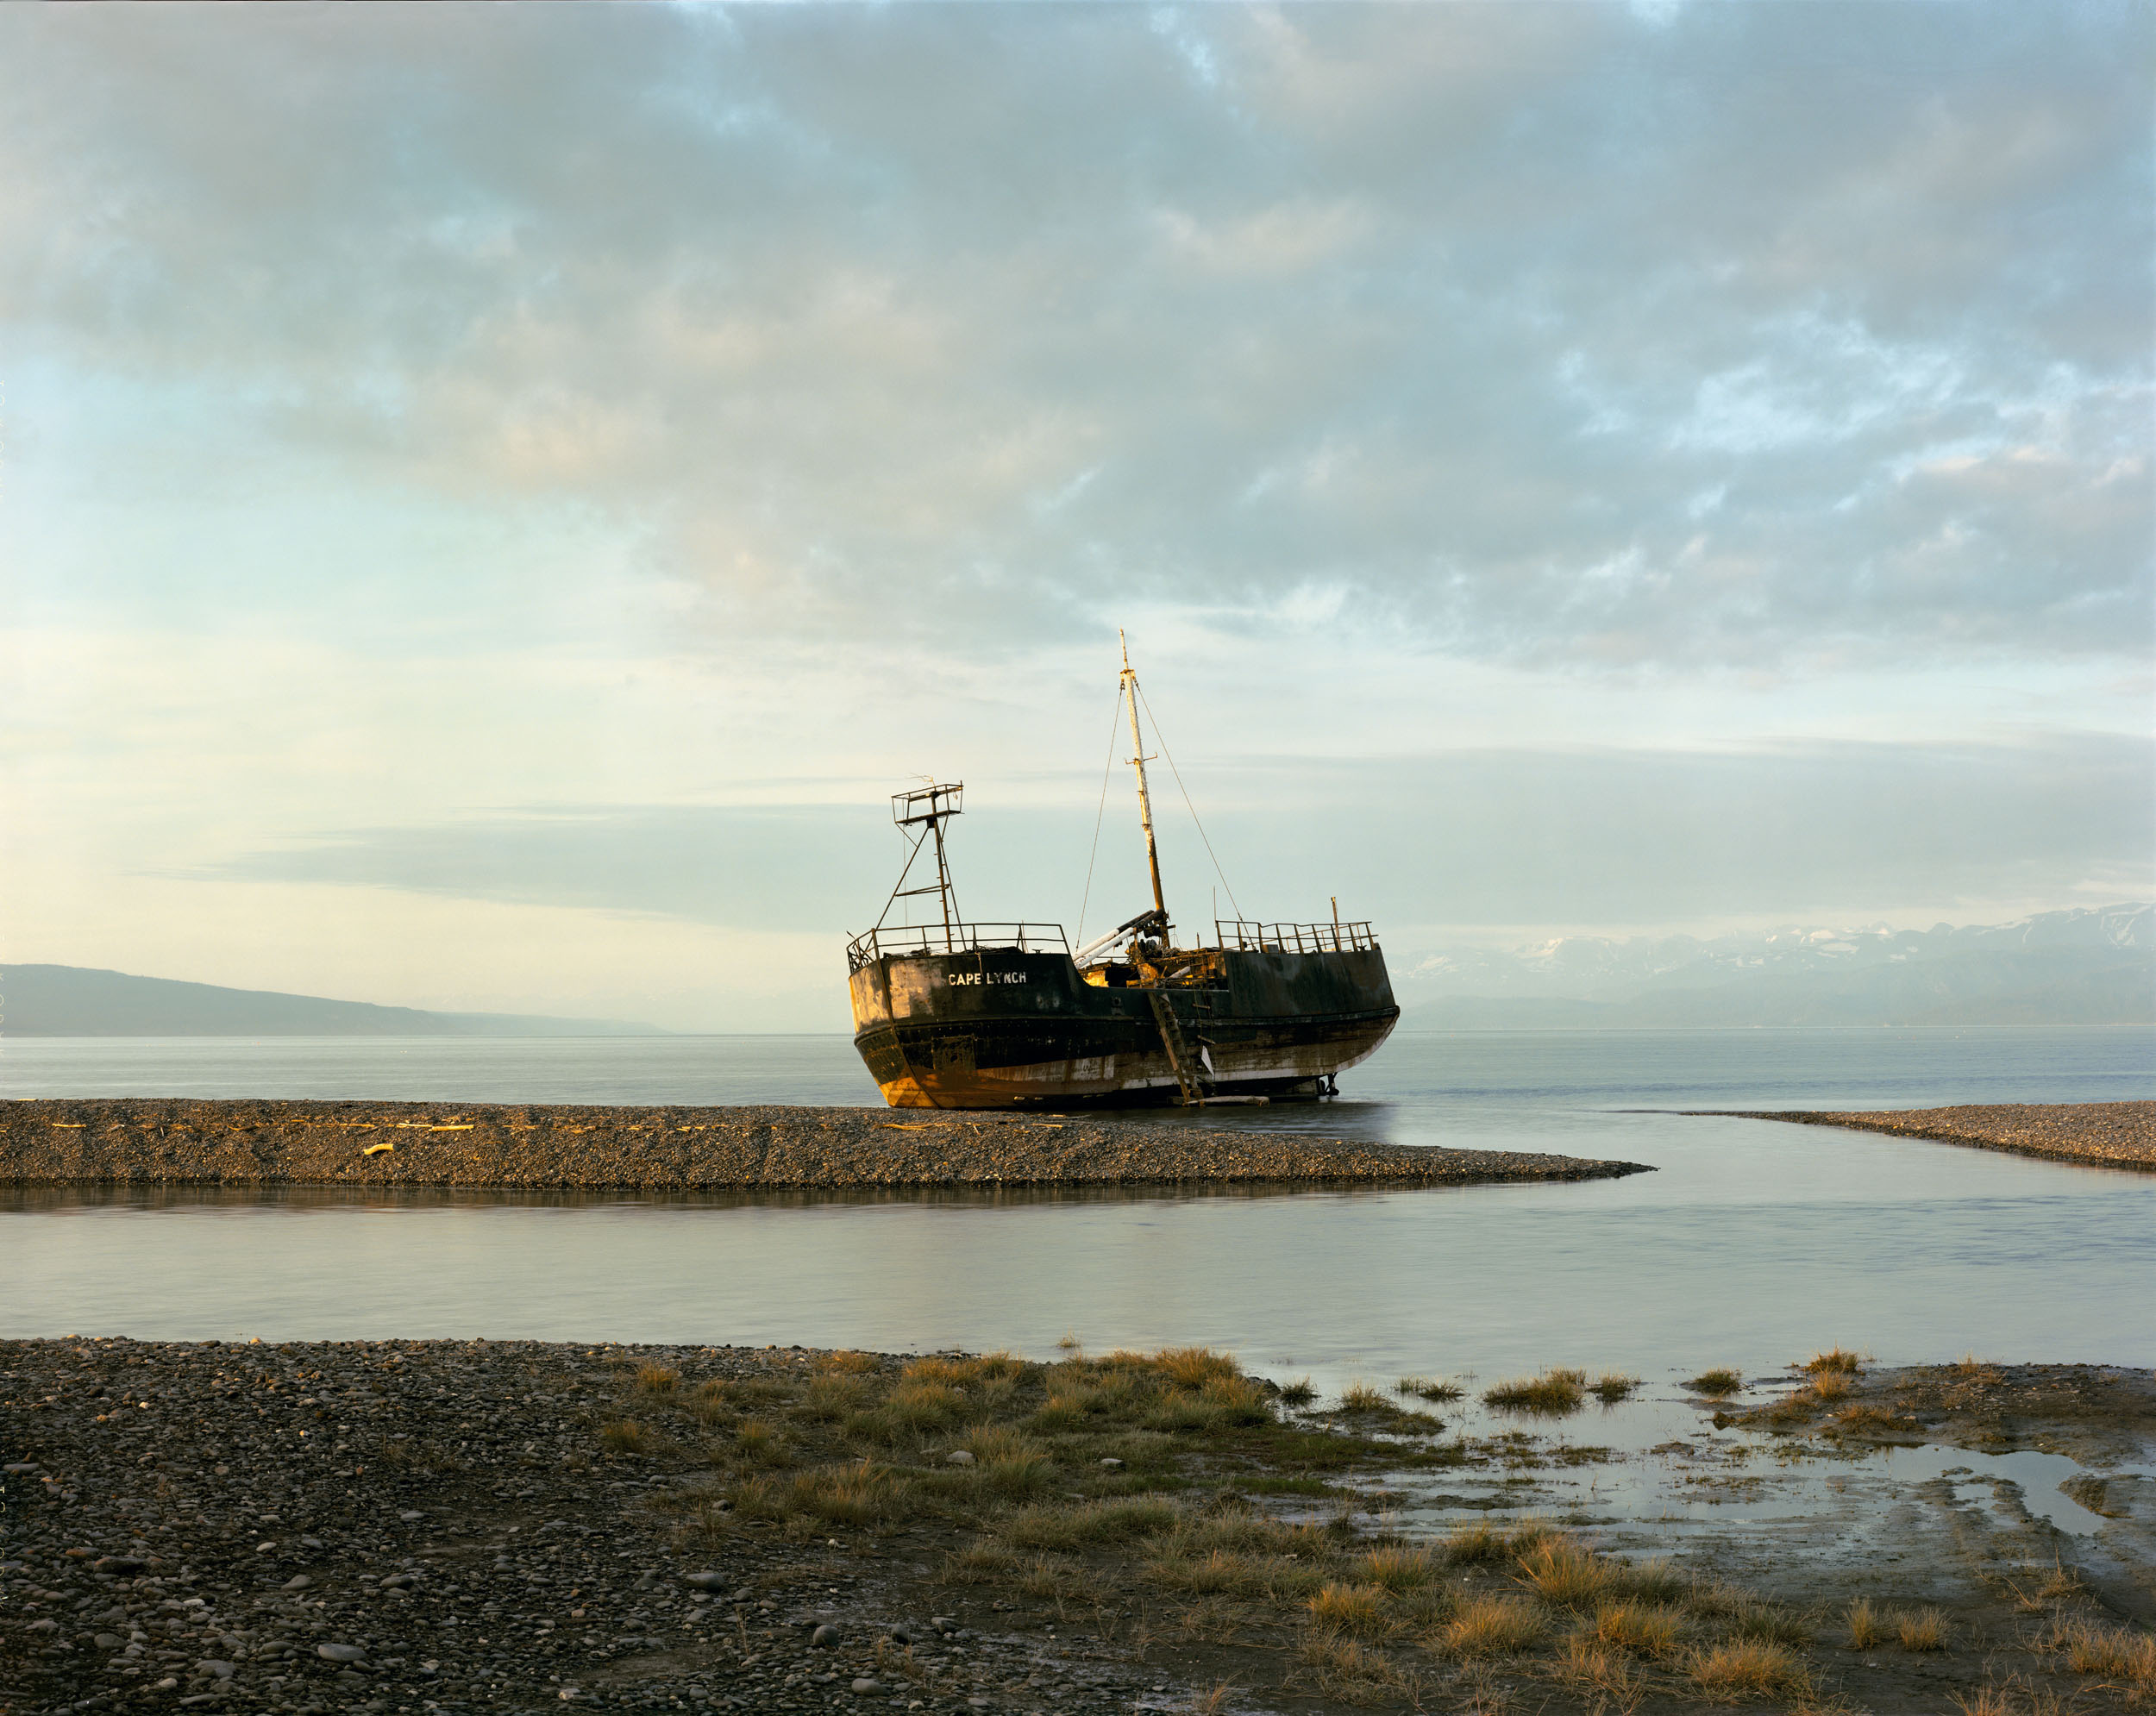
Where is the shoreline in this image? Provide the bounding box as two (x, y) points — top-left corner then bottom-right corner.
(0, 1099), (1651, 1191)
(3, 1338), (2149, 1714)
(1712, 1099), (2156, 1171)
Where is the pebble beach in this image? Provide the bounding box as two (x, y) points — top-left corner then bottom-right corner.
(0, 1099), (1649, 1191)
(1, 1336), (1138, 1715)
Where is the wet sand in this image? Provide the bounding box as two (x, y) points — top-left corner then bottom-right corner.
(1718, 1099), (2156, 1171)
(4, 1340), (2152, 1715)
(0, 1099), (1649, 1191)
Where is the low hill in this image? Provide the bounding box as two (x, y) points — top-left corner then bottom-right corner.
(0, 964), (659, 1036)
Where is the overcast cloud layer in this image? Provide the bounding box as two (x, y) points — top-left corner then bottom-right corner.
(1, 3), (2149, 1029)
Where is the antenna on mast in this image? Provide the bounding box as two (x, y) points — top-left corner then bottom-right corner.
(1119, 630), (1169, 930)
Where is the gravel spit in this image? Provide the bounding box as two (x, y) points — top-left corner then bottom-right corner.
(1, 1099), (1650, 1190)
(1723, 1100), (2155, 1172)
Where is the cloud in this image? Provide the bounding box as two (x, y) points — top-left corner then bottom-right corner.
(2, 2), (2146, 667)
(194, 733), (2154, 941)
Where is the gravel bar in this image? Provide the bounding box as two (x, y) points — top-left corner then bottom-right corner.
(0, 1099), (1650, 1191)
(1717, 1100), (2156, 1171)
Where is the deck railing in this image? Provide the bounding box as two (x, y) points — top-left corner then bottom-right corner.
(847, 922), (1071, 973)
(1213, 919), (1378, 954)
(849, 917), (1377, 970)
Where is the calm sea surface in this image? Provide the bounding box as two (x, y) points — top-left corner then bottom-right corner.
(3, 1028), (2152, 1395)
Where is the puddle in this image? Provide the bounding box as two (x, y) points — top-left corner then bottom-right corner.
(1263, 1375), (2145, 1556)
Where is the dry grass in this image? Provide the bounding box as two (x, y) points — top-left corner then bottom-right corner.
(1437, 1594), (1547, 1657)
(1184, 1682), (1237, 1716)
(686, 1380), (735, 1425)
(1445, 1517), (1557, 1565)
(1895, 1606), (1948, 1651)
(1808, 1368), (1855, 1403)
(1357, 1545), (1435, 1591)
(785, 1457), (911, 1526)
(1294, 1628), (1410, 1697)
(1803, 1347), (1863, 1375)
(733, 1418), (787, 1463)
(796, 1372), (869, 1421)
(1846, 1596), (1885, 1649)
(1017, 1553), (1102, 1601)
(1686, 1639), (1812, 1698)
(1483, 1368), (1588, 1416)
(1144, 1346), (1243, 1390)
(1397, 1375), (1463, 1402)
(1516, 1538), (1614, 1609)
(1277, 1376), (1316, 1406)
(1308, 1581), (1390, 1637)
(1590, 1372), (1639, 1403)
(599, 1418), (667, 1456)
(1685, 1367), (1745, 1397)
(1553, 1634), (1650, 1706)
(1952, 1676), (2067, 1716)
(2004, 1557), (2085, 1612)
(1338, 1381), (1392, 1412)
(1003, 1495), (1180, 1549)
(1590, 1599), (1684, 1659)
(2046, 1616), (2156, 1689)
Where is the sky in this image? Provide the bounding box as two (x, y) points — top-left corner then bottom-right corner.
(1, 1), (2150, 1032)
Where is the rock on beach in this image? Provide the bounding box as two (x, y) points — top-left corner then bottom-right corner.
(0, 1099), (1650, 1190)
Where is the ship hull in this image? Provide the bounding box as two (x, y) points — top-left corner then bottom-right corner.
(848, 945), (1400, 1109)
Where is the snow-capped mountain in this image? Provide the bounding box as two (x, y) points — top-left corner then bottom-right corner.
(1400, 904), (2154, 1026)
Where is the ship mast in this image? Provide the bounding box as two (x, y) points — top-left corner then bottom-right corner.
(1119, 631), (1169, 926)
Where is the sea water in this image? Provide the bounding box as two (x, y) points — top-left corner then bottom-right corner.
(3, 1027), (2151, 1387)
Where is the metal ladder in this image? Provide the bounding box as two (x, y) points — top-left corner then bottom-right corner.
(1147, 990), (1209, 1106)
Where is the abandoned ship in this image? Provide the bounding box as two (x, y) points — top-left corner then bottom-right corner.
(845, 642), (1401, 1109)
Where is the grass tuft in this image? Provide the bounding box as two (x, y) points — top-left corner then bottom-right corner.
(1589, 1373), (1639, 1403)
(1846, 1596), (1885, 1649)
(1515, 1537), (1612, 1608)
(1277, 1376), (1316, 1406)
(1004, 1495), (1180, 1549)
(1357, 1545), (1435, 1592)
(1686, 1639), (1812, 1698)
(1554, 1633), (1650, 1702)
(1803, 1346), (1863, 1375)
(1397, 1375), (1464, 1402)
(599, 1418), (666, 1456)
(1307, 1581), (1389, 1637)
(2046, 1616), (2156, 1688)
(1685, 1367), (1744, 1397)
(1482, 1368), (1588, 1416)
(1591, 1598), (1684, 1658)
(1436, 1593), (1546, 1657)
(1895, 1606), (1948, 1651)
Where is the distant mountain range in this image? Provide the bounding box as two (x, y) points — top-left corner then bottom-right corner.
(0, 964), (660, 1037)
(1399, 904), (2153, 1028)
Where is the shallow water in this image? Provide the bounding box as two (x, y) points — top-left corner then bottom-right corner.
(3, 1028), (2151, 1395)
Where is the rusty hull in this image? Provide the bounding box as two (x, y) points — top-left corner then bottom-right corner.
(848, 944), (1400, 1109)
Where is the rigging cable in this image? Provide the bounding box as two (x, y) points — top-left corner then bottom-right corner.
(1135, 680), (1244, 926)
(1075, 682), (1126, 945)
